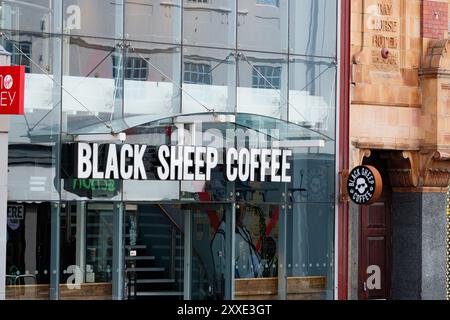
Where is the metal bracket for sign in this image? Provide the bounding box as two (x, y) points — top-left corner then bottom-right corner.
(339, 169), (350, 203)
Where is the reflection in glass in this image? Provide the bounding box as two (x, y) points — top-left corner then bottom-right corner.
(284, 134), (335, 299)
(0, 0), (60, 34)
(182, 46), (236, 114)
(1, 0), (340, 302)
(234, 203), (279, 280)
(62, 0), (124, 39)
(6, 203), (51, 300)
(62, 36), (123, 134)
(288, 147), (336, 204)
(123, 120), (235, 202)
(289, 57), (337, 139)
(124, 204), (184, 299)
(124, 42), (181, 119)
(0, 32), (61, 201)
(61, 178), (122, 202)
(286, 203), (334, 300)
(60, 203), (113, 299)
(191, 204), (228, 299)
(237, 0), (288, 53)
(237, 51), (287, 119)
(183, 0), (236, 48)
(289, 0), (337, 57)
(125, 0), (181, 44)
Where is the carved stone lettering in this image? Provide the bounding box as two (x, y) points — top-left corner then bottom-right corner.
(367, 0), (400, 72)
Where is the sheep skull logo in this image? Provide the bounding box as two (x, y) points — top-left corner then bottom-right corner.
(347, 165), (382, 205)
(356, 178), (368, 194)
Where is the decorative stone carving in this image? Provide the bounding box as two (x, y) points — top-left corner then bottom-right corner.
(420, 39), (450, 76)
(375, 39), (450, 189)
(420, 40), (450, 154)
(385, 150), (450, 189)
(351, 147), (372, 168)
(385, 151), (418, 188)
(350, 37), (450, 190)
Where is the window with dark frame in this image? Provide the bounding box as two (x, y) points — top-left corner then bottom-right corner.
(112, 55), (149, 81)
(184, 62), (212, 85)
(6, 41), (32, 73)
(252, 65), (281, 89)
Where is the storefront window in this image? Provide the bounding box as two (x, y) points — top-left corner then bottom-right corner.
(59, 202), (114, 299)
(234, 203), (279, 299)
(3, 0), (339, 301)
(190, 204), (232, 300)
(286, 203), (334, 300)
(6, 203), (52, 300)
(284, 137), (335, 299)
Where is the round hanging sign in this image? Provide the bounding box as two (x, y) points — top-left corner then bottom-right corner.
(347, 165), (383, 205)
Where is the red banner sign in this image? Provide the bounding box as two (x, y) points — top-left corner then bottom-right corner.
(0, 66), (25, 115)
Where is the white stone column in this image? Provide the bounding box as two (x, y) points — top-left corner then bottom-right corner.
(0, 45), (11, 300)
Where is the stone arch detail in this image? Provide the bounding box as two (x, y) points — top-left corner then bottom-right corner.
(422, 39), (450, 72)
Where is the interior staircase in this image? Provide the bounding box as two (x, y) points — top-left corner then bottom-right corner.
(124, 205), (184, 300)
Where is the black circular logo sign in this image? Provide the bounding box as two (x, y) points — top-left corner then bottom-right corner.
(347, 165), (382, 205)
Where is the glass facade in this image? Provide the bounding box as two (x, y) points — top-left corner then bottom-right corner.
(1, 0), (338, 300)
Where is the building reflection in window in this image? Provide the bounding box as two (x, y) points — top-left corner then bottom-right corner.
(235, 203), (278, 279)
(6, 203), (51, 300)
(212, 203), (278, 280)
(59, 203), (114, 299)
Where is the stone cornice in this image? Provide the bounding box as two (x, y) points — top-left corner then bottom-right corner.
(419, 68), (450, 78)
(386, 150), (450, 188)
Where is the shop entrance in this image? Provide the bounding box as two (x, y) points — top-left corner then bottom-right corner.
(58, 201), (232, 300)
(358, 153), (392, 300)
(123, 204), (184, 299)
(123, 203), (233, 300)
(358, 190), (392, 300)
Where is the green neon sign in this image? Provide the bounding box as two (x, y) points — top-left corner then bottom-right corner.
(72, 178), (116, 192)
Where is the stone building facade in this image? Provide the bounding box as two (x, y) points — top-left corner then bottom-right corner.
(348, 0), (450, 299)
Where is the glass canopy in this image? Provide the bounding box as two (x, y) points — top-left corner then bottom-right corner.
(26, 112), (332, 145)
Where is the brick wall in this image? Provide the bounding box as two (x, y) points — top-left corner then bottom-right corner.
(422, 0), (448, 39)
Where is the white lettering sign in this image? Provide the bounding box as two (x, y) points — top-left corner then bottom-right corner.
(72, 143), (292, 183)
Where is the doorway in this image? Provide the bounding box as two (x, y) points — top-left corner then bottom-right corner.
(123, 204), (184, 300)
(123, 203), (233, 300)
(358, 152), (392, 300)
